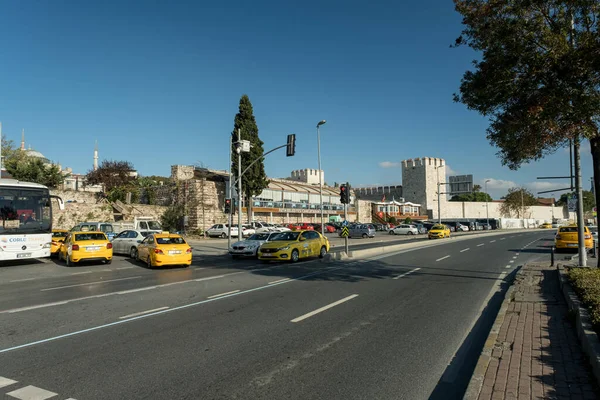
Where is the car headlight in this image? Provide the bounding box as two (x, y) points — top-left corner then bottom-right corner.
(277, 246), (290, 251)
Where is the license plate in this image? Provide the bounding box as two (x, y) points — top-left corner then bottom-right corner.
(168, 250), (181, 255)
(261, 254), (275, 258)
(17, 253), (31, 258)
(567, 244), (577, 247)
(86, 246), (100, 252)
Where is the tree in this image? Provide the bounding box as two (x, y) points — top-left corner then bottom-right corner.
(557, 190), (595, 211)
(499, 187), (538, 218)
(472, 184), (482, 192)
(403, 217), (412, 224)
(86, 160), (137, 193)
(231, 95), (269, 222)
(453, 0), (600, 232)
(450, 192), (492, 202)
(2, 140), (66, 189)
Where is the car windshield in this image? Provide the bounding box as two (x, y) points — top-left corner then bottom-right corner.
(271, 232), (300, 241)
(52, 231), (68, 238)
(140, 231), (152, 237)
(75, 233), (106, 241)
(248, 233), (270, 241)
(432, 225), (446, 230)
(147, 221), (162, 230)
(156, 237), (186, 244)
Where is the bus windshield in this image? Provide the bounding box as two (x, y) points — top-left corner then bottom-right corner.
(0, 187), (51, 234)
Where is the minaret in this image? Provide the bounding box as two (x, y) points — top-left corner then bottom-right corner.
(20, 129), (25, 150)
(93, 140), (98, 171)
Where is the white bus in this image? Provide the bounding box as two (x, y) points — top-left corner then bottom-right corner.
(0, 179), (63, 261)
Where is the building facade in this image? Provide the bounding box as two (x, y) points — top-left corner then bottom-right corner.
(402, 157), (446, 218)
(288, 169), (324, 185)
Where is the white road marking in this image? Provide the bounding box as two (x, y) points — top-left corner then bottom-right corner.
(41, 276), (141, 291)
(0, 265), (348, 354)
(70, 271), (94, 275)
(0, 376), (18, 388)
(115, 266), (135, 270)
(119, 307), (169, 320)
(510, 260), (515, 263)
(513, 256), (518, 259)
(500, 238), (505, 241)
(393, 267), (421, 280)
(9, 278), (36, 283)
(6, 385), (57, 400)
(436, 255), (450, 262)
(208, 290), (240, 299)
(516, 253), (520, 256)
(505, 265), (511, 269)
(460, 248), (470, 253)
(269, 278), (291, 284)
(490, 240), (496, 243)
(477, 243), (484, 247)
(291, 294), (359, 323)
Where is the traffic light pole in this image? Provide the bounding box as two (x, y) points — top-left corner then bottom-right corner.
(228, 132), (233, 249)
(344, 203), (349, 255)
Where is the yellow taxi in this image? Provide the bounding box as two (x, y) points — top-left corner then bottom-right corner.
(50, 229), (69, 256)
(555, 225), (593, 251)
(58, 231), (113, 266)
(428, 224), (451, 239)
(136, 232), (192, 268)
(540, 222), (553, 229)
(258, 230), (329, 262)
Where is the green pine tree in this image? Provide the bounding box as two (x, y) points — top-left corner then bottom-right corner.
(231, 95), (269, 222)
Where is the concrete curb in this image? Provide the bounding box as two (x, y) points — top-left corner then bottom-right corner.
(557, 265), (600, 387)
(463, 280), (517, 400)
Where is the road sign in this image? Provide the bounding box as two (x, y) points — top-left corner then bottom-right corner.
(342, 220), (349, 227)
(341, 226), (349, 237)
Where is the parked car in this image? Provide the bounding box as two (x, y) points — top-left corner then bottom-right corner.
(272, 224), (291, 232)
(71, 221), (116, 240)
(242, 225), (256, 237)
(205, 224), (239, 238)
(136, 232), (192, 268)
(555, 225), (593, 251)
(389, 224), (419, 235)
(344, 224), (376, 238)
(540, 222), (552, 229)
(480, 223), (492, 230)
(111, 230), (152, 257)
(229, 232), (279, 258)
(428, 224), (451, 239)
(258, 230), (329, 262)
(298, 223), (315, 231)
(286, 223), (302, 231)
(58, 231), (113, 266)
(588, 226), (598, 240)
(413, 223), (428, 234)
(313, 223), (336, 233)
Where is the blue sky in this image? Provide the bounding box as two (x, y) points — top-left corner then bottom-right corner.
(0, 0), (592, 199)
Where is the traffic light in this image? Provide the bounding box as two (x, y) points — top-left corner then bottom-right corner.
(286, 134), (296, 157)
(224, 198), (232, 214)
(340, 185), (348, 204)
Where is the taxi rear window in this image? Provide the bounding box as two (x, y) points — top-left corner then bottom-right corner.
(75, 233), (106, 241)
(156, 237), (186, 245)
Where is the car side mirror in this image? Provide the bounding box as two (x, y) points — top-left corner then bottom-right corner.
(137, 240), (142, 243)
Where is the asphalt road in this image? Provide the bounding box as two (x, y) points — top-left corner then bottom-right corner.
(0, 230), (557, 400)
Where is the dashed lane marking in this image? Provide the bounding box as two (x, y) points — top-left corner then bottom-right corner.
(477, 243), (484, 247)
(436, 255), (450, 262)
(291, 294), (359, 323)
(9, 278), (36, 283)
(505, 265), (511, 269)
(119, 307), (169, 320)
(500, 238), (505, 241)
(0, 376), (18, 389)
(393, 267), (421, 280)
(460, 248), (470, 253)
(207, 290), (240, 299)
(510, 260), (515, 263)
(70, 271), (94, 275)
(6, 385), (58, 400)
(490, 240), (496, 243)
(41, 276), (142, 291)
(269, 278), (291, 284)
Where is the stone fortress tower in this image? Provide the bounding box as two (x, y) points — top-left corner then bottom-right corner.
(401, 157), (446, 219)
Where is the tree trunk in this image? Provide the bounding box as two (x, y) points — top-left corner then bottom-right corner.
(590, 137), (600, 267)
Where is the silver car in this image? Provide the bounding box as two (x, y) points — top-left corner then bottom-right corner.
(344, 224), (376, 238)
(111, 230), (152, 257)
(230, 232), (278, 258)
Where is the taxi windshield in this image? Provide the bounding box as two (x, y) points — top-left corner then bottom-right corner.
(271, 232), (300, 241)
(432, 225), (446, 230)
(156, 237), (186, 245)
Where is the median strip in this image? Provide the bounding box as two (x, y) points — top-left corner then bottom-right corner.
(119, 307), (169, 320)
(291, 294), (359, 323)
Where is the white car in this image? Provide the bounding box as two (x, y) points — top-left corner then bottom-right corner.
(111, 230), (152, 257)
(242, 225), (256, 237)
(229, 232), (278, 258)
(456, 224), (469, 232)
(389, 224), (419, 235)
(206, 224), (239, 238)
(272, 224), (291, 232)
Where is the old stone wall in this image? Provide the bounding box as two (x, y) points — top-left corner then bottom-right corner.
(440, 201), (563, 221)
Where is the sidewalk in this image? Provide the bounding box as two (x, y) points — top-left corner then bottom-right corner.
(468, 262), (599, 400)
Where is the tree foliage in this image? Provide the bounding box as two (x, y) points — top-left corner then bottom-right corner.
(231, 95), (269, 220)
(5, 154), (66, 188)
(453, 0), (600, 169)
(499, 187), (538, 218)
(557, 190), (595, 211)
(86, 160), (137, 192)
(450, 192), (493, 202)
(161, 204), (184, 232)
(472, 184), (482, 192)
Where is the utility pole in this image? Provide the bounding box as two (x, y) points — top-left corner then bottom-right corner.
(0, 121), (2, 181)
(437, 181), (442, 224)
(237, 129), (243, 242)
(521, 188), (524, 228)
(227, 132), (233, 249)
(344, 201), (349, 255)
(485, 179), (491, 228)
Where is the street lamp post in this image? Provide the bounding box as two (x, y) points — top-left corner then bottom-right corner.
(485, 179), (491, 228)
(317, 120), (326, 234)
